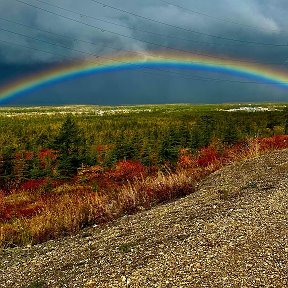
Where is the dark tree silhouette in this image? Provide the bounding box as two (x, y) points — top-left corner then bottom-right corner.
(53, 116), (87, 177)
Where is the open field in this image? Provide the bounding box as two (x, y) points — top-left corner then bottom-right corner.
(1, 103), (288, 248)
(0, 103), (285, 116)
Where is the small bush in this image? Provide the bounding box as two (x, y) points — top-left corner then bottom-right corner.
(27, 280), (47, 288)
(20, 179), (46, 192)
(118, 242), (137, 253)
(109, 160), (146, 181)
(197, 147), (220, 167)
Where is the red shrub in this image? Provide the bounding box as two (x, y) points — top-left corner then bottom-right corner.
(221, 142), (249, 163)
(109, 160), (146, 181)
(177, 154), (196, 169)
(96, 145), (111, 152)
(0, 192), (4, 219)
(38, 149), (57, 160)
(0, 206), (13, 222)
(96, 144), (112, 163)
(18, 203), (44, 219)
(38, 149), (58, 169)
(197, 147), (220, 167)
(0, 191), (4, 203)
(24, 151), (34, 161)
(20, 179), (47, 192)
(14, 152), (22, 160)
(0, 201), (44, 221)
(258, 135), (288, 151)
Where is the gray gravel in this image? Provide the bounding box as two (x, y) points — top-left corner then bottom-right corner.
(1, 149), (288, 287)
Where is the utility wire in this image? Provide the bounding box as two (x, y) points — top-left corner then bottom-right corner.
(11, 0), (288, 67)
(88, 0), (288, 46)
(2, 1), (288, 88)
(157, 0), (280, 33)
(14, 0), (288, 48)
(0, 17), (126, 54)
(27, 0), (234, 47)
(1, 15), (288, 68)
(0, 38), (70, 60)
(0, 27), (103, 59)
(1, 37), (288, 86)
(1, 16), (288, 89)
(33, 0), (276, 48)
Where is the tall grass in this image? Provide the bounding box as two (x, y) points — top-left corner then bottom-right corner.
(0, 171), (196, 247)
(1, 135), (288, 248)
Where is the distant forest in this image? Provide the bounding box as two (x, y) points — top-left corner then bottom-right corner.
(1, 106), (287, 188)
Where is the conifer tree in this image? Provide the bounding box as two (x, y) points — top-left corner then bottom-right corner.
(53, 116), (87, 177)
(284, 108), (288, 135)
(0, 146), (15, 187)
(223, 123), (239, 145)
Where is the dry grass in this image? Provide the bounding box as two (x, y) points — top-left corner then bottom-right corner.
(2, 149), (288, 288)
(0, 171), (196, 247)
(1, 135), (288, 248)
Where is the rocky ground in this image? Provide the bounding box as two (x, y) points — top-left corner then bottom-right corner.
(1, 150), (288, 288)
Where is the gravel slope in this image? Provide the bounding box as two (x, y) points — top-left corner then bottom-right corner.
(1, 150), (288, 288)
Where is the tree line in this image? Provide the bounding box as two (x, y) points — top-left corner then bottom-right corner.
(0, 107), (287, 188)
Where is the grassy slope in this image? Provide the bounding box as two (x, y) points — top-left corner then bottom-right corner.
(1, 149), (287, 287)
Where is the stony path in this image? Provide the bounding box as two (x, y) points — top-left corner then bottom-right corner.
(1, 150), (288, 287)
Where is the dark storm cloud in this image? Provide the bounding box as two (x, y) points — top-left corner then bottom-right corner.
(0, 0), (288, 63)
(1, 0), (288, 105)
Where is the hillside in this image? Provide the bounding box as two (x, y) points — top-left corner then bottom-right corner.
(1, 149), (288, 288)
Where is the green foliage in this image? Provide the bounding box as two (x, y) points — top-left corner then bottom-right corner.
(284, 108), (288, 135)
(53, 116), (82, 154)
(27, 280), (47, 288)
(0, 104), (287, 182)
(197, 115), (216, 147)
(0, 146), (15, 177)
(52, 116), (88, 176)
(159, 134), (179, 165)
(223, 122), (239, 145)
(118, 241), (138, 253)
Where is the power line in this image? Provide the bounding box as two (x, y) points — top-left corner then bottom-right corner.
(1, 38), (288, 87)
(88, 0), (288, 46)
(2, 1), (288, 89)
(15, 0), (288, 47)
(11, 0), (288, 67)
(1, 16), (288, 89)
(0, 17), (125, 54)
(1, 15), (288, 68)
(0, 27), (103, 59)
(0, 19), (134, 57)
(29, 0), (232, 47)
(157, 0), (280, 33)
(32, 0), (277, 48)
(0, 38), (70, 60)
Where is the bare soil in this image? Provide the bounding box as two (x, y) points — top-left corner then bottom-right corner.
(1, 149), (288, 288)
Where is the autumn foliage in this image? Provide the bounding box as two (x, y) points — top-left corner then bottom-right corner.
(1, 107), (288, 248)
(1, 134), (288, 247)
(109, 160), (146, 181)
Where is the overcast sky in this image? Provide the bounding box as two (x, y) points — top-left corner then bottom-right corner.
(1, 0), (288, 105)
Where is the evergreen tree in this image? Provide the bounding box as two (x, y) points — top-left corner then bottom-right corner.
(158, 133), (179, 165)
(0, 146), (15, 187)
(197, 115), (215, 147)
(140, 142), (153, 166)
(284, 108), (288, 135)
(189, 128), (201, 151)
(266, 112), (280, 135)
(25, 154), (44, 179)
(53, 116), (87, 177)
(223, 123), (239, 145)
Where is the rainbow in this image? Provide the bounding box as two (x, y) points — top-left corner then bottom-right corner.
(1, 51), (288, 104)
